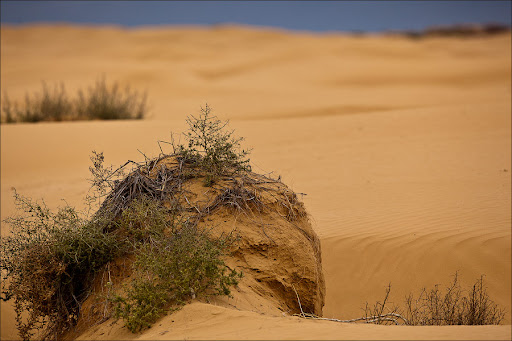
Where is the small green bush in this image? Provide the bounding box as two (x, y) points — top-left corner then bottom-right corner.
(116, 195), (170, 243)
(1, 77), (147, 123)
(0, 191), (123, 340)
(112, 223), (241, 333)
(174, 104), (251, 186)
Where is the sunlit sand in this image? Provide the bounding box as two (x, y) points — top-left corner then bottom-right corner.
(1, 24), (510, 340)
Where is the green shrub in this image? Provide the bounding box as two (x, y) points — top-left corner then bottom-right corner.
(1, 190), (241, 339)
(112, 223), (241, 333)
(174, 104), (251, 185)
(116, 195), (171, 243)
(0, 191), (123, 340)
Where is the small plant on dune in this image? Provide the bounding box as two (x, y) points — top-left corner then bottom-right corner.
(292, 273), (505, 326)
(402, 273), (505, 325)
(115, 195), (170, 243)
(357, 273), (505, 326)
(112, 222), (241, 333)
(75, 76), (147, 121)
(362, 283), (405, 325)
(1, 77), (147, 123)
(173, 104), (251, 186)
(2, 82), (72, 123)
(0, 191), (123, 341)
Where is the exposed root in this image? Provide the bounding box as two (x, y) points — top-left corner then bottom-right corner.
(93, 154), (308, 233)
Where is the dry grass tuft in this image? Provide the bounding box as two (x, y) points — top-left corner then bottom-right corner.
(1, 77), (147, 123)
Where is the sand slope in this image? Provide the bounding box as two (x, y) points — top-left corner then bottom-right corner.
(76, 302), (512, 340)
(1, 25), (510, 340)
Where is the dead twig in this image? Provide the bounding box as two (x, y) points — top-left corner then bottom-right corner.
(292, 312), (408, 325)
(291, 283), (408, 325)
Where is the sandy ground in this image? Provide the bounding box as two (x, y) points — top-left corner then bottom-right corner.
(1, 25), (510, 340)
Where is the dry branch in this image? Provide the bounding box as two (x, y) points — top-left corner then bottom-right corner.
(291, 285), (408, 325)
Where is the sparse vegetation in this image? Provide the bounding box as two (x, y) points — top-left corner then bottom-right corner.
(172, 104), (251, 186)
(1, 77), (147, 123)
(2, 104), (505, 340)
(112, 221), (241, 333)
(0, 105), (257, 340)
(75, 77), (147, 121)
(358, 273), (505, 326)
(294, 272), (505, 326)
(1, 187), (241, 340)
(0, 191), (122, 340)
(401, 273), (505, 325)
(2, 82), (73, 123)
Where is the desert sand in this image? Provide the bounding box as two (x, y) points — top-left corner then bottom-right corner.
(1, 24), (510, 340)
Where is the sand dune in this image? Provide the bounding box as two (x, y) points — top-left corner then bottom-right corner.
(1, 25), (510, 340)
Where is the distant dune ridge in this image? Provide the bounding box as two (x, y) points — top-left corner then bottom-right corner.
(1, 24), (510, 340)
(387, 22), (511, 38)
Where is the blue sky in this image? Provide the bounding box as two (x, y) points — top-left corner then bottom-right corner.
(1, 1), (511, 33)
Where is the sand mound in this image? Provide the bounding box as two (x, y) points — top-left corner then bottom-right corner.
(69, 155), (325, 338)
(191, 182), (326, 316)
